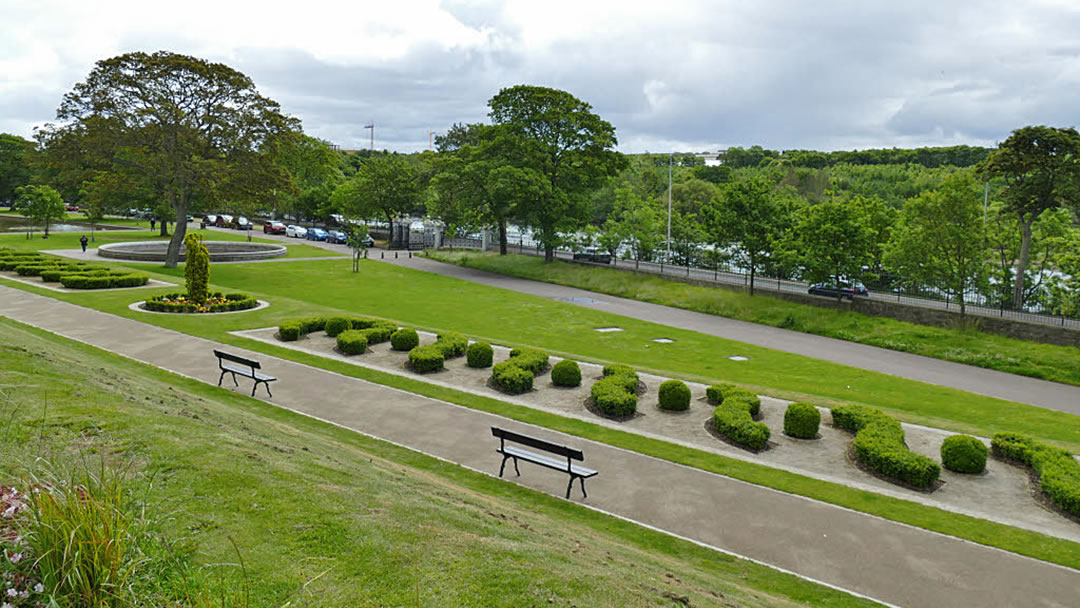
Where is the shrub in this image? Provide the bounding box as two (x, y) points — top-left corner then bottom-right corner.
(59, 273), (150, 289)
(991, 432), (1080, 516)
(705, 383), (736, 403)
(831, 404), (940, 489)
(434, 331), (468, 358)
(142, 291), (257, 312)
(183, 232), (210, 305)
(350, 318), (397, 343)
(508, 347), (548, 374)
(940, 435), (988, 474)
(390, 328), (419, 351)
(299, 317), (327, 334)
(603, 363), (635, 378)
(279, 322), (301, 341)
(713, 398), (770, 450)
(408, 344), (444, 373)
(492, 361), (534, 394)
(336, 329), (369, 355)
(590, 366), (640, 417)
(550, 359), (582, 387)
(658, 380), (691, 411)
(783, 402), (821, 439)
(324, 316), (352, 337)
(15, 264), (56, 276)
(705, 383), (761, 412)
(466, 342), (494, 368)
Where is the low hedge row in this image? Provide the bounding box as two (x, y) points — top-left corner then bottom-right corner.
(590, 365), (639, 417)
(550, 359), (581, 387)
(658, 380), (690, 411)
(144, 292), (256, 313)
(508, 347), (549, 374)
(434, 332), (468, 358)
(705, 383), (760, 415)
(832, 404), (940, 489)
(712, 392), (770, 450)
(941, 435), (988, 474)
(783, 402), (821, 439)
(992, 432), (1080, 516)
(60, 272), (149, 289)
(278, 316), (397, 343)
(490, 346), (550, 394)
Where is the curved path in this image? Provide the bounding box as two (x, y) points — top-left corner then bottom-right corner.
(376, 255), (1080, 415)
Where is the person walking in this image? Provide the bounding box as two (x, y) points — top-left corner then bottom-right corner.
(150, 218), (156, 230)
(79, 234), (88, 253)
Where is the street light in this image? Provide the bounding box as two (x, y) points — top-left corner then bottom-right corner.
(666, 151), (673, 263)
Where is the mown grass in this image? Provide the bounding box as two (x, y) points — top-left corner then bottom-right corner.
(0, 316), (881, 607)
(4, 251), (1080, 569)
(427, 251), (1080, 387)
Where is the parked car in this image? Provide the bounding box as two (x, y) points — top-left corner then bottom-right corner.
(201, 214), (218, 228)
(572, 247), (612, 264)
(306, 227), (329, 241)
(235, 216), (253, 230)
(361, 234), (375, 247)
(65, 204), (79, 212)
(326, 229), (348, 244)
(215, 214), (234, 228)
(264, 221), (287, 234)
(808, 280), (869, 300)
(286, 224), (307, 238)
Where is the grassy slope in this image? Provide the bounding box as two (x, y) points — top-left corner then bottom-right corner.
(0, 317), (877, 608)
(3, 254), (1080, 568)
(428, 251), (1080, 387)
(0, 228), (343, 258)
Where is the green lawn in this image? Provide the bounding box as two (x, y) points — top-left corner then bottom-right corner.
(0, 317), (880, 607)
(3, 250), (1080, 569)
(427, 251), (1080, 387)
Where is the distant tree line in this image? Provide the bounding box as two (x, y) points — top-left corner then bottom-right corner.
(717, 144), (991, 169)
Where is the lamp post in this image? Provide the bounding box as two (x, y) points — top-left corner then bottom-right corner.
(666, 152), (673, 263)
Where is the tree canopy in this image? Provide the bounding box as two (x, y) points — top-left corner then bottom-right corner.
(331, 154), (422, 226)
(0, 133), (36, 204)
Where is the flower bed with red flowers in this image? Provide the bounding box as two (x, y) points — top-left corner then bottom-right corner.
(143, 291), (258, 313)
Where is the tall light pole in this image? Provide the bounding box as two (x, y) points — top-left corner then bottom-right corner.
(666, 152), (673, 263)
(364, 123), (374, 151)
(428, 131), (436, 151)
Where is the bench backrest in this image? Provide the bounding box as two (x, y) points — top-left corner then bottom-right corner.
(491, 426), (584, 461)
(214, 349), (261, 370)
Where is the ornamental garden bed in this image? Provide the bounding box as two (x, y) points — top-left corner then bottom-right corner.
(142, 292), (259, 313)
(231, 322), (1080, 542)
(0, 248), (156, 291)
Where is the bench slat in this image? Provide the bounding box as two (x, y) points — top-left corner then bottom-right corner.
(220, 363), (276, 381)
(214, 349), (261, 369)
(491, 427), (583, 461)
(501, 446), (597, 478)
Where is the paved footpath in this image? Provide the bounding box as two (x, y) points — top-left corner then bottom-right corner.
(377, 255), (1080, 415)
(1, 286), (1078, 607)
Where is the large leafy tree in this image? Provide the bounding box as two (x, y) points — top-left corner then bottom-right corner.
(884, 172), (988, 315)
(15, 184), (65, 238)
(331, 154), (421, 226)
(979, 125), (1080, 308)
(600, 186), (661, 264)
(0, 134), (36, 205)
(40, 51), (300, 266)
(488, 85), (626, 261)
(783, 196), (876, 297)
(702, 176), (788, 295)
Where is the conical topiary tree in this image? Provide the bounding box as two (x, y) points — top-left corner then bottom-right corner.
(183, 232), (209, 305)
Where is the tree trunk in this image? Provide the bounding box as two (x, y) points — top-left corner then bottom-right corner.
(159, 218), (169, 237)
(545, 244), (554, 262)
(749, 265), (755, 296)
(1012, 217), (1034, 309)
(499, 220), (508, 255)
(164, 193), (188, 268)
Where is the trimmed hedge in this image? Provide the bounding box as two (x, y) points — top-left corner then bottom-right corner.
(408, 344), (444, 373)
(466, 342), (493, 368)
(355, 320), (397, 344)
(390, 328), (419, 351)
(492, 361), (534, 394)
(832, 404), (940, 489)
(658, 380), (691, 411)
(143, 292), (256, 313)
(705, 383), (761, 415)
(299, 317), (328, 334)
(279, 322), (301, 341)
(941, 435), (988, 474)
(336, 329), (369, 355)
(992, 432), (1080, 516)
(324, 316), (352, 337)
(60, 272), (149, 289)
(434, 331), (468, 358)
(783, 402), (821, 439)
(550, 359), (582, 387)
(508, 347), (548, 374)
(591, 366), (639, 417)
(712, 394), (770, 450)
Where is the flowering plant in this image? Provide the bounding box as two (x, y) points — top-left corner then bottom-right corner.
(1, 486), (46, 607)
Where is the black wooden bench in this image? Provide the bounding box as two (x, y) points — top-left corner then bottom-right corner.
(491, 426), (598, 499)
(214, 349), (276, 397)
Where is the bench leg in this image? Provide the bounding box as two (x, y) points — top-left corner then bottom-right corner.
(251, 381), (257, 397)
(217, 370), (226, 387)
(579, 476), (587, 499)
(512, 457), (520, 477)
(498, 454), (510, 477)
(565, 477), (574, 499)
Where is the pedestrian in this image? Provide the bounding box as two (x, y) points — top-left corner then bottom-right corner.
(150, 218), (156, 230)
(79, 234), (88, 252)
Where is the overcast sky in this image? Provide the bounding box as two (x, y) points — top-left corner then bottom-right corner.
(3, 0), (1080, 153)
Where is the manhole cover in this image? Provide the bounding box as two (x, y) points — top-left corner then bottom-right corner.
(558, 296), (602, 304)
(594, 327), (624, 333)
(652, 338), (675, 343)
(728, 356), (749, 361)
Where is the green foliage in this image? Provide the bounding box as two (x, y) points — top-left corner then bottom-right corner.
(831, 405), (940, 488)
(390, 328), (420, 351)
(705, 384), (760, 416)
(491, 361), (534, 394)
(182, 232), (210, 305)
(702, 176), (791, 295)
(299, 317), (327, 334)
(143, 292), (257, 313)
(336, 329), (369, 355)
(713, 397), (770, 450)
(508, 347), (549, 374)
(0, 133), (35, 203)
(434, 331), (468, 358)
(279, 322), (301, 341)
(783, 402), (821, 439)
(324, 316), (352, 337)
(940, 435), (988, 474)
(408, 344), (444, 373)
(590, 366), (639, 417)
(14, 184), (65, 236)
(58, 272), (149, 289)
(602, 363), (635, 378)
(991, 433), (1080, 516)
(783, 194), (878, 289)
(550, 359), (582, 387)
(657, 379), (691, 411)
(466, 341), (494, 368)
(331, 155), (422, 225)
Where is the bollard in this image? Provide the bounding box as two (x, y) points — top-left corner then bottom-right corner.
(395, 251), (398, 258)
(381, 251), (384, 259)
(409, 251), (412, 258)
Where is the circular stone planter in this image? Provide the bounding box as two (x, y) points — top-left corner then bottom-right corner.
(129, 299), (270, 315)
(98, 240), (286, 262)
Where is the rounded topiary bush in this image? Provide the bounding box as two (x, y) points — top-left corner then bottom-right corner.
(435, 331), (468, 358)
(657, 380), (691, 411)
(324, 316), (352, 337)
(467, 341), (494, 368)
(279, 322), (301, 342)
(336, 330), (369, 355)
(390, 328), (419, 351)
(409, 345), (444, 373)
(941, 435), (988, 474)
(550, 359), (582, 387)
(603, 363), (635, 378)
(783, 402), (821, 439)
(591, 380), (637, 417)
(492, 361), (534, 394)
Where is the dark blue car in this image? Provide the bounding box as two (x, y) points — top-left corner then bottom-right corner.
(306, 227), (328, 241)
(808, 280), (869, 300)
(326, 229), (348, 244)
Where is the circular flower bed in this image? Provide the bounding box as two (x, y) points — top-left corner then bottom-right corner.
(143, 292), (259, 313)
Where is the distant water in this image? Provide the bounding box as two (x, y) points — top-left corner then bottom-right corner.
(0, 216), (106, 233)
